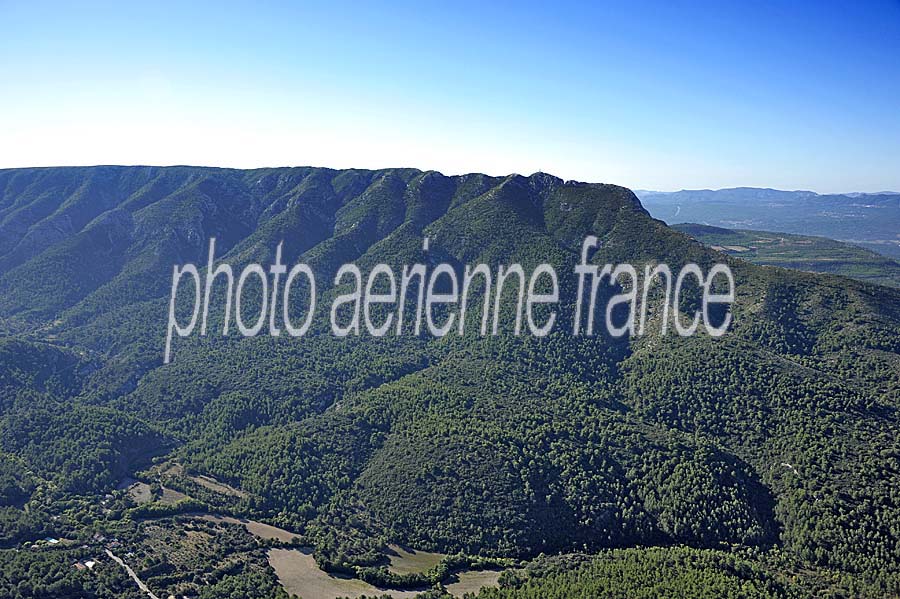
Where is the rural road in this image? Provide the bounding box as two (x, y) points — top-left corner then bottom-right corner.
(105, 549), (161, 599)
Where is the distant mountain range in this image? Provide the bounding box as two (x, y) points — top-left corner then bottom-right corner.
(636, 187), (900, 259)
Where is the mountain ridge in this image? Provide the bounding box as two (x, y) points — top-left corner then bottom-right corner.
(0, 166), (899, 597)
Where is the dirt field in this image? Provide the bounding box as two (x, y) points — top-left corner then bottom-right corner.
(445, 569), (503, 597)
(117, 477), (153, 504)
(385, 544), (445, 574)
(160, 486), (188, 505)
(189, 473), (247, 498)
(268, 548), (423, 599)
(126, 481), (153, 504)
(198, 514), (301, 543)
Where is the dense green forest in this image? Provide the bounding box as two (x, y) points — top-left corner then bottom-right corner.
(0, 166), (898, 597)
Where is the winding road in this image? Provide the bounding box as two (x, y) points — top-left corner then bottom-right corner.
(105, 549), (160, 599)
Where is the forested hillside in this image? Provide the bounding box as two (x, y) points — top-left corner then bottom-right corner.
(0, 166), (899, 598)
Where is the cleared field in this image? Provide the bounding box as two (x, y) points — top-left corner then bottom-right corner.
(385, 544), (445, 574)
(268, 548), (422, 599)
(127, 481), (152, 504)
(117, 477), (153, 504)
(199, 514), (301, 543)
(445, 569), (503, 597)
(189, 473), (247, 498)
(150, 460), (248, 499)
(160, 486), (188, 505)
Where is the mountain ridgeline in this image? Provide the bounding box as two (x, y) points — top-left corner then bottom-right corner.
(1, 166), (900, 597)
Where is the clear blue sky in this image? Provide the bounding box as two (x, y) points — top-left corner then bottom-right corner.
(1, 1), (898, 192)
